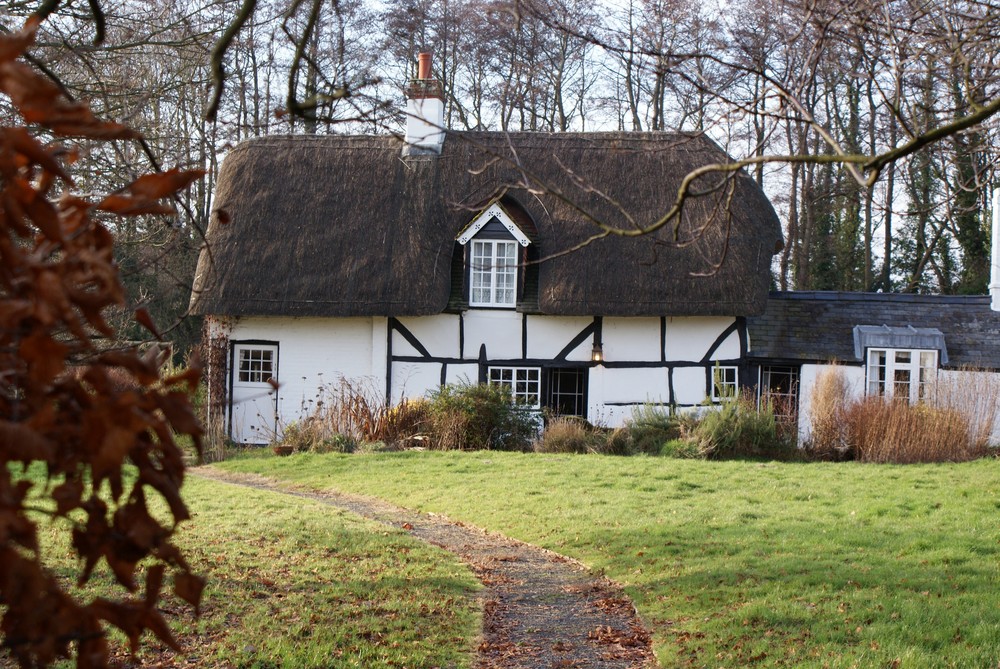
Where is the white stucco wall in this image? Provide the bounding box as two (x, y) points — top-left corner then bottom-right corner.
(463, 310), (523, 359)
(525, 316), (593, 360)
(665, 316), (739, 361)
(391, 361), (444, 404)
(603, 317), (662, 362)
(394, 315), (460, 358)
(226, 316), (382, 434)
(445, 363), (480, 386)
(597, 367), (669, 404)
(672, 366), (708, 406)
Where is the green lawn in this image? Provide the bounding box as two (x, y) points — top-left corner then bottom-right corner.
(12, 472), (480, 669)
(219, 451), (1000, 668)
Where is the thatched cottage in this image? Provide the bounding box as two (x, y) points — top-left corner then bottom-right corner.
(189, 60), (786, 442)
(191, 57), (1000, 446)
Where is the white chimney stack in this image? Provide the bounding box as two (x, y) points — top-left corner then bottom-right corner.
(991, 187), (1000, 311)
(403, 52), (445, 156)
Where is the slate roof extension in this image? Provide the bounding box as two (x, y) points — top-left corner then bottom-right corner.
(748, 291), (1000, 370)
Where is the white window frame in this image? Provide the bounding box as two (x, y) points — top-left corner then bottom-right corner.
(488, 366), (541, 408)
(711, 365), (738, 401)
(865, 348), (938, 404)
(237, 346), (276, 384)
(469, 239), (518, 307)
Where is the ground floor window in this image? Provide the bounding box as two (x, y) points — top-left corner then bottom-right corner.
(760, 365), (800, 419)
(238, 347), (275, 383)
(712, 366), (738, 401)
(546, 367), (588, 418)
(866, 348), (937, 404)
(489, 366), (541, 407)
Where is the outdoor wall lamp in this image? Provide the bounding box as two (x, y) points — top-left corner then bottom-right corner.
(591, 341), (604, 363)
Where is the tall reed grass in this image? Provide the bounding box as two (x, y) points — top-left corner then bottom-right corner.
(807, 366), (999, 463)
(279, 378), (429, 452)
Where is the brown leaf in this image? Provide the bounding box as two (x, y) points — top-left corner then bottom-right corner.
(76, 636), (110, 669)
(162, 364), (200, 392)
(0, 19), (37, 64)
(158, 391), (203, 436)
(52, 478), (84, 516)
(18, 330), (67, 386)
(89, 598), (143, 651)
(134, 307), (162, 340)
(144, 565), (165, 607)
(0, 420), (56, 462)
(97, 169), (205, 216)
(1, 127), (71, 182)
(0, 60), (138, 140)
(173, 571), (205, 615)
(12, 177), (64, 242)
(94, 196), (175, 216)
(98, 426), (135, 473)
(97, 350), (159, 385)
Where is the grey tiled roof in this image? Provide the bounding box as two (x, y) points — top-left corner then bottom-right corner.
(747, 292), (1000, 369)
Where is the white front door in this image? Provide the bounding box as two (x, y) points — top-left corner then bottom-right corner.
(230, 343), (279, 444)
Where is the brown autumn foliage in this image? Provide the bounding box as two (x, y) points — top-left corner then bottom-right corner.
(1, 19), (205, 668)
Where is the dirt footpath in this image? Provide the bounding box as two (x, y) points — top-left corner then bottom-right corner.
(194, 467), (658, 669)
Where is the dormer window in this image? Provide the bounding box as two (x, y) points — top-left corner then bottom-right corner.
(457, 200), (532, 310)
(853, 325), (947, 405)
(471, 240), (517, 306)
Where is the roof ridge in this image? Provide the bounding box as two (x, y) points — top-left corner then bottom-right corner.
(768, 291), (991, 304)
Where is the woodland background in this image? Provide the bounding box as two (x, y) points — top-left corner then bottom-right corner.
(3, 0), (999, 358)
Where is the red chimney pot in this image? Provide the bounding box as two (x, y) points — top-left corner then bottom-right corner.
(417, 52), (432, 80)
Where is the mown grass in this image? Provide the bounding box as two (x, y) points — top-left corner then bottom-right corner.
(220, 451), (1000, 668)
(10, 471), (480, 669)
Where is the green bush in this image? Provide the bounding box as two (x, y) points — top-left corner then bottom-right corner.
(692, 391), (791, 459)
(621, 405), (680, 455)
(659, 438), (702, 459)
(311, 432), (357, 454)
(426, 382), (540, 451)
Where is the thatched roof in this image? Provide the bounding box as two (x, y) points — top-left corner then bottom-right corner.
(190, 132), (783, 318)
(748, 292), (1000, 369)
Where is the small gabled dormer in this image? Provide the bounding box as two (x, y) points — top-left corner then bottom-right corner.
(454, 199), (534, 310)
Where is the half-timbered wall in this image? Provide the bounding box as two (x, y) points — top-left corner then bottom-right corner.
(218, 312), (750, 443)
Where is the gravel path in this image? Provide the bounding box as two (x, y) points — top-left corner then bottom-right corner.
(193, 467), (658, 669)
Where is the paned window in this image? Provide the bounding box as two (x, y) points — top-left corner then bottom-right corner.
(489, 367), (541, 407)
(712, 366), (738, 401)
(547, 368), (588, 418)
(238, 348), (274, 383)
(470, 240), (517, 307)
(866, 348), (938, 404)
(760, 365), (800, 419)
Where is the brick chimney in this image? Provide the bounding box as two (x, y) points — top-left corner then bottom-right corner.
(403, 52), (445, 156)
